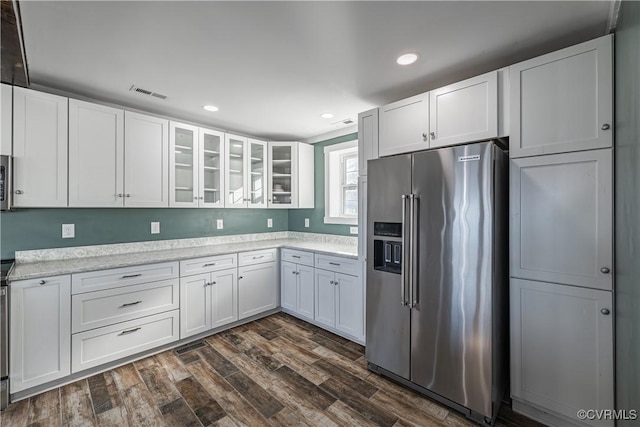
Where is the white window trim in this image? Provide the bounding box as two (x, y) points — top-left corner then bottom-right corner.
(324, 140), (358, 225)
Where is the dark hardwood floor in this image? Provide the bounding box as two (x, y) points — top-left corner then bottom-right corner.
(0, 313), (545, 427)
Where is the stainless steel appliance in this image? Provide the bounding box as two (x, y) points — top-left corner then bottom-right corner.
(0, 155), (10, 211)
(366, 141), (508, 425)
(1, 260), (13, 410)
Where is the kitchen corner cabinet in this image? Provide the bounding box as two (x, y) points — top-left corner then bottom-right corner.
(510, 149), (613, 290)
(10, 275), (71, 393)
(510, 278), (613, 426)
(509, 35), (613, 158)
(357, 108), (378, 176)
(379, 92), (429, 157)
(12, 87), (68, 207)
(268, 142), (314, 208)
(281, 260), (314, 321)
(225, 134), (268, 208)
(69, 99), (124, 207)
(238, 250), (278, 319)
(429, 70), (498, 148)
(124, 112), (169, 207)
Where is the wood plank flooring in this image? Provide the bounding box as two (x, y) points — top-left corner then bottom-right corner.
(0, 313), (545, 427)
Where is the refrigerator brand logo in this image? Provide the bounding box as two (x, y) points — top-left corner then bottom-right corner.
(458, 155), (481, 162)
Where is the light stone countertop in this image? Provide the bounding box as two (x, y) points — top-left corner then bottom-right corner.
(8, 238), (359, 281)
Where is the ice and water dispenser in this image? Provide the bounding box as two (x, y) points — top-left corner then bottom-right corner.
(373, 222), (402, 274)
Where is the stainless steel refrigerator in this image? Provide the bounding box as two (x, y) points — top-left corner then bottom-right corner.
(366, 140), (508, 425)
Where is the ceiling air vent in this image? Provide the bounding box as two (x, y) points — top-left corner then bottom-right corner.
(129, 85), (168, 100)
(331, 118), (354, 126)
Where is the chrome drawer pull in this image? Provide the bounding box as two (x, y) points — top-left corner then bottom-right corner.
(252, 255), (265, 259)
(118, 327), (141, 336)
(291, 255), (301, 259)
(39, 280), (46, 285)
(120, 301), (142, 308)
(203, 263), (217, 267)
(121, 274), (142, 279)
(329, 262), (340, 266)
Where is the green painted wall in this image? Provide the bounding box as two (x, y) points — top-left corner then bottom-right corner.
(0, 208), (288, 259)
(288, 133), (358, 236)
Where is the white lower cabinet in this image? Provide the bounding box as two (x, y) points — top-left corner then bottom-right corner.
(238, 261), (278, 320)
(281, 261), (314, 321)
(510, 278), (614, 426)
(314, 268), (364, 341)
(180, 268), (238, 339)
(10, 275), (71, 392)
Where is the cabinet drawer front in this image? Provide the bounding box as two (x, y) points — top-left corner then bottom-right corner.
(72, 279), (179, 333)
(238, 248), (277, 266)
(315, 254), (359, 276)
(180, 254), (237, 276)
(72, 262), (179, 294)
(72, 310), (179, 373)
(281, 249), (314, 267)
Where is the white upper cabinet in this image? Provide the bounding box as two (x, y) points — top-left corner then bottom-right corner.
(199, 128), (225, 207)
(429, 71), (498, 148)
(69, 100), (124, 207)
(225, 133), (248, 208)
(247, 139), (268, 208)
(509, 35), (613, 158)
(357, 108), (378, 176)
(169, 122), (199, 208)
(379, 92), (429, 157)
(267, 142), (314, 209)
(1, 84), (11, 156)
(124, 112), (169, 207)
(12, 87), (68, 207)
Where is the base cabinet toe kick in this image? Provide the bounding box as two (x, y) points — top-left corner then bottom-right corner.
(6, 245), (360, 399)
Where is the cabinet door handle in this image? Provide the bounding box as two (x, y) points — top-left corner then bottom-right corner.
(121, 274), (142, 279)
(203, 263), (217, 267)
(430, 132), (436, 139)
(329, 280), (334, 285)
(211, 281), (216, 285)
(125, 194), (131, 198)
(252, 255), (264, 260)
(422, 133), (427, 139)
(118, 327), (141, 336)
(292, 271), (297, 275)
(329, 262), (340, 266)
(601, 124), (611, 130)
(117, 193), (124, 198)
(239, 276), (244, 279)
(601, 308), (610, 315)
(39, 280), (46, 285)
(600, 267), (610, 274)
(14, 190), (23, 194)
(120, 300), (142, 308)
(291, 255), (301, 259)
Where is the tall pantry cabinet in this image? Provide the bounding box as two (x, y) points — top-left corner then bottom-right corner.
(509, 34), (614, 427)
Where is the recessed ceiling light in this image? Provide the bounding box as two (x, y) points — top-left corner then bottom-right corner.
(320, 112), (334, 119)
(397, 53), (419, 65)
(203, 105), (219, 112)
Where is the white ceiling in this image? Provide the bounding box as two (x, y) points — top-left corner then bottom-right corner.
(19, 1), (612, 142)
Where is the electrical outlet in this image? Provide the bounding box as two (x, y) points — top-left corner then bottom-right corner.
(217, 219), (224, 230)
(62, 224), (75, 239)
(267, 218), (273, 228)
(305, 218), (310, 228)
(151, 222), (160, 234)
(350, 226), (358, 235)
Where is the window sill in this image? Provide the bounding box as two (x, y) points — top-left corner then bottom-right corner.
(324, 216), (357, 225)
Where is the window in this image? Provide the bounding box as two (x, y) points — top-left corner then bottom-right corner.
(324, 140), (358, 224)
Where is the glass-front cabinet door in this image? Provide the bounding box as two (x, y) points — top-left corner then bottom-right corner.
(199, 128), (224, 207)
(225, 134), (247, 207)
(268, 142), (296, 207)
(248, 139), (267, 208)
(170, 122), (198, 207)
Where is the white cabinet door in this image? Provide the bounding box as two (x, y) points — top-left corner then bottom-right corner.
(335, 273), (363, 340)
(210, 268), (238, 328)
(510, 35), (613, 158)
(12, 87), (68, 207)
(225, 133), (247, 207)
(358, 176), (367, 263)
(1, 84), (11, 156)
(429, 71), (498, 148)
(69, 99), (124, 207)
(379, 92), (429, 157)
(510, 149), (612, 290)
(297, 264), (314, 321)
(199, 128), (225, 207)
(281, 261), (297, 312)
(179, 273), (210, 339)
(268, 142), (296, 208)
(124, 112), (169, 207)
(170, 122), (199, 208)
(357, 108), (378, 176)
(238, 262), (277, 319)
(510, 279), (613, 426)
(10, 275), (71, 392)
(314, 269), (336, 328)
(247, 139), (268, 208)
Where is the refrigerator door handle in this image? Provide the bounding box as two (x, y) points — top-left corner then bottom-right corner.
(401, 195), (408, 306)
(410, 194), (419, 308)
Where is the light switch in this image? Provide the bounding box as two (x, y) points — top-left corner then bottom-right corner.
(217, 219), (224, 230)
(350, 226), (358, 235)
(305, 218), (310, 228)
(62, 224), (75, 239)
(151, 222), (160, 234)
(267, 218), (273, 228)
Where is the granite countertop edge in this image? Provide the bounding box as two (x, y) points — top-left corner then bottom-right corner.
(8, 239), (359, 281)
